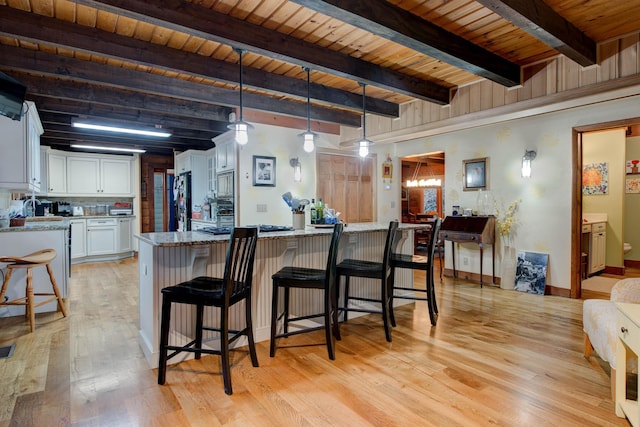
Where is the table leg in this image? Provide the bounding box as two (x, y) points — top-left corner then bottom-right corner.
(479, 243), (484, 288)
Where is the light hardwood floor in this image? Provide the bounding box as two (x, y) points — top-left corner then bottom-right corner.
(0, 258), (630, 426)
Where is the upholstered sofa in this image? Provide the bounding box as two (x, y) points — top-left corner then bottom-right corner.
(583, 277), (640, 400)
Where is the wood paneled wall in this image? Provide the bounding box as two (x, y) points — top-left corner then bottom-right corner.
(140, 154), (174, 233)
(341, 33), (640, 143)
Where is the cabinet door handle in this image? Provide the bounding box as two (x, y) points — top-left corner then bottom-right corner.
(621, 326), (629, 334)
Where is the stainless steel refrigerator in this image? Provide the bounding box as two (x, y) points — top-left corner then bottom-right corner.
(174, 172), (191, 231)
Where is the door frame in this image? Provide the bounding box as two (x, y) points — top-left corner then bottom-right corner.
(571, 118), (640, 299)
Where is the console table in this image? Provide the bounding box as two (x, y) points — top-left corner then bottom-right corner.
(438, 215), (495, 287)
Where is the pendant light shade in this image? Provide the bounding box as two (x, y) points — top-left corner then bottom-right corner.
(298, 67), (316, 153)
(356, 82), (374, 158)
(228, 48), (252, 145)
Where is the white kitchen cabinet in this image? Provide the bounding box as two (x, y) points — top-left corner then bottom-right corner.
(70, 219), (87, 259)
(66, 154), (132, 196)
(207, 151), (216, 193)
(0, 101), (43, 192)
(86, 218), (118, 256)
(117, 217), (133, 253)
(217, 171), (234, 198)
(47, 151), (67, 194)
(215, 136), (236, 173)
(174, 150), (192, 174)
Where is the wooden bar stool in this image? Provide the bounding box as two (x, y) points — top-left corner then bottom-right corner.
(0, 249), (67, 332)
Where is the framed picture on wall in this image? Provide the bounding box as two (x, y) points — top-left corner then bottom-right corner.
(463, 157), (488, 191)
(253, 155), (276, 187)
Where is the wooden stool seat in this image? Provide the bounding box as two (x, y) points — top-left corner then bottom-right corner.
(0, 249), (67, 332)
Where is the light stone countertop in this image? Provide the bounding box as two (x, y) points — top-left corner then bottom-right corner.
(136, 222), (426, 247)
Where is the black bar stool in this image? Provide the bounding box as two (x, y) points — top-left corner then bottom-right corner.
(336, 221), (398, 342)
(270, 223), (344, 359)
(158, 227), (259, 395)
(389, 218), (442, 326)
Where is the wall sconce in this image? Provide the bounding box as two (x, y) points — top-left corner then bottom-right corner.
(522, 150), (537, 178)
(290, 157), (302, 182)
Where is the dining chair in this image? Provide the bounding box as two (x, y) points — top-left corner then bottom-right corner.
(157, 227), (259, 395)
(336, 220), (398, 342)
(389, 217), (442, 326)
(270, 223), (344, 359)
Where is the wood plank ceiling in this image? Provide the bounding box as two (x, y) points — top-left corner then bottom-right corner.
(0, 0), (638, 155)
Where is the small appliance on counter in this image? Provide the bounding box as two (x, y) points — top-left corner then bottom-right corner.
(53, 202), (72, 216)
(35, 200), (53, 216)
(110, 202), (133, 216)
(72, 206), (84, 216)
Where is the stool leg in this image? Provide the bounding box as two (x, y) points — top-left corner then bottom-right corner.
(0, 267), (13, 305)
(45, 263), (67, 317)
(269, 281), (279, 357)
(26, 267), (35, 333)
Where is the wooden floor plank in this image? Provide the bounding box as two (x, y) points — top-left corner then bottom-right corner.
(0, 257), (632, 426)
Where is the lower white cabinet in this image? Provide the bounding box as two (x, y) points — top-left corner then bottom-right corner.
(71, 216), (135, 263)
(70, 219), (87, 259)
(87, 218), (118, 256)
(117, 217), (133, 252)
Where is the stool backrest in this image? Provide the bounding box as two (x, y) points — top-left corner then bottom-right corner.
(325, 222), (344, 290)
(224, 227), (259, 300)
(383, 220), (399, 270)
(426, 217), (442, 263)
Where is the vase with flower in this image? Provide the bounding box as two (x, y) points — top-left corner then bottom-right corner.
(494, 199), (521, 289)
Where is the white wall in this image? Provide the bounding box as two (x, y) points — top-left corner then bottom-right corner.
(372, 94), (640, 290)
(236, 124), (340, 227)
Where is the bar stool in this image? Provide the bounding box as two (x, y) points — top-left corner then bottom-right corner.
(158, 227), (259, 395)
(389, 218), (442, 327)
(0, 249), (67, 332)
(336, 221), (398, 342)
(270, 223), (344, 360)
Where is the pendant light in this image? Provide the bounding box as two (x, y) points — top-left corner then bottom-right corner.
(228, 48), (252, 145)
(299, 67), (316, 153)
(356, 82), (374, 158)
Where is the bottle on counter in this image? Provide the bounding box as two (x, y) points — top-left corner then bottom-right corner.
(316, 198), (324, 224)
(310, 198), (316, 225)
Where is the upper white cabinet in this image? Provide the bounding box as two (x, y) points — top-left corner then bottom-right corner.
(175, 150), (192, 174)
(206, 149), (216, 193)
(0, 101), (43, 192)
(213, 133), (236, 173)
(47, 152), (67, 194)
(66, 154), (132, 196)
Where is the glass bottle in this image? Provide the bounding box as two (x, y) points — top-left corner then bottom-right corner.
(310, 198), (316, 224)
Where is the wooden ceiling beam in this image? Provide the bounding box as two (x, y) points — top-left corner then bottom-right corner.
(0, 6), (398, 118)
(74, 0), (451, 104)
(0, 45), (363, 127)
(476, 0), (597, 67)
(32, 97), (230, 135)
(15, 74), (232, 123)
(289, 0), (520, 87)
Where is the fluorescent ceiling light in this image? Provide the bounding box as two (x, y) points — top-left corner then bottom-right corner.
(72, 122), (171, 137)
(71, 144), (146, 153)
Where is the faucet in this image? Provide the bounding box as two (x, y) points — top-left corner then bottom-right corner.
(23, 195), (40, 217)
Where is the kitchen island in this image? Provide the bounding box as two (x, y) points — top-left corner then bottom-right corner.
(0, 217), (70, 318)
(136, 223), (419, 367)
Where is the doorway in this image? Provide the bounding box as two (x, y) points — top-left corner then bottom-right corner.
(572, 120), (640, 299)
(400, 152), (445, 222)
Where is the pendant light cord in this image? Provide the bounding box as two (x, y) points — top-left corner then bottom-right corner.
(235, 48), (245, 121)
(305, 67), (311, 132)
(360, 82), (367, 138)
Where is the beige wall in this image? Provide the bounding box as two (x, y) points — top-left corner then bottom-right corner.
(583, 128), (627, 269)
